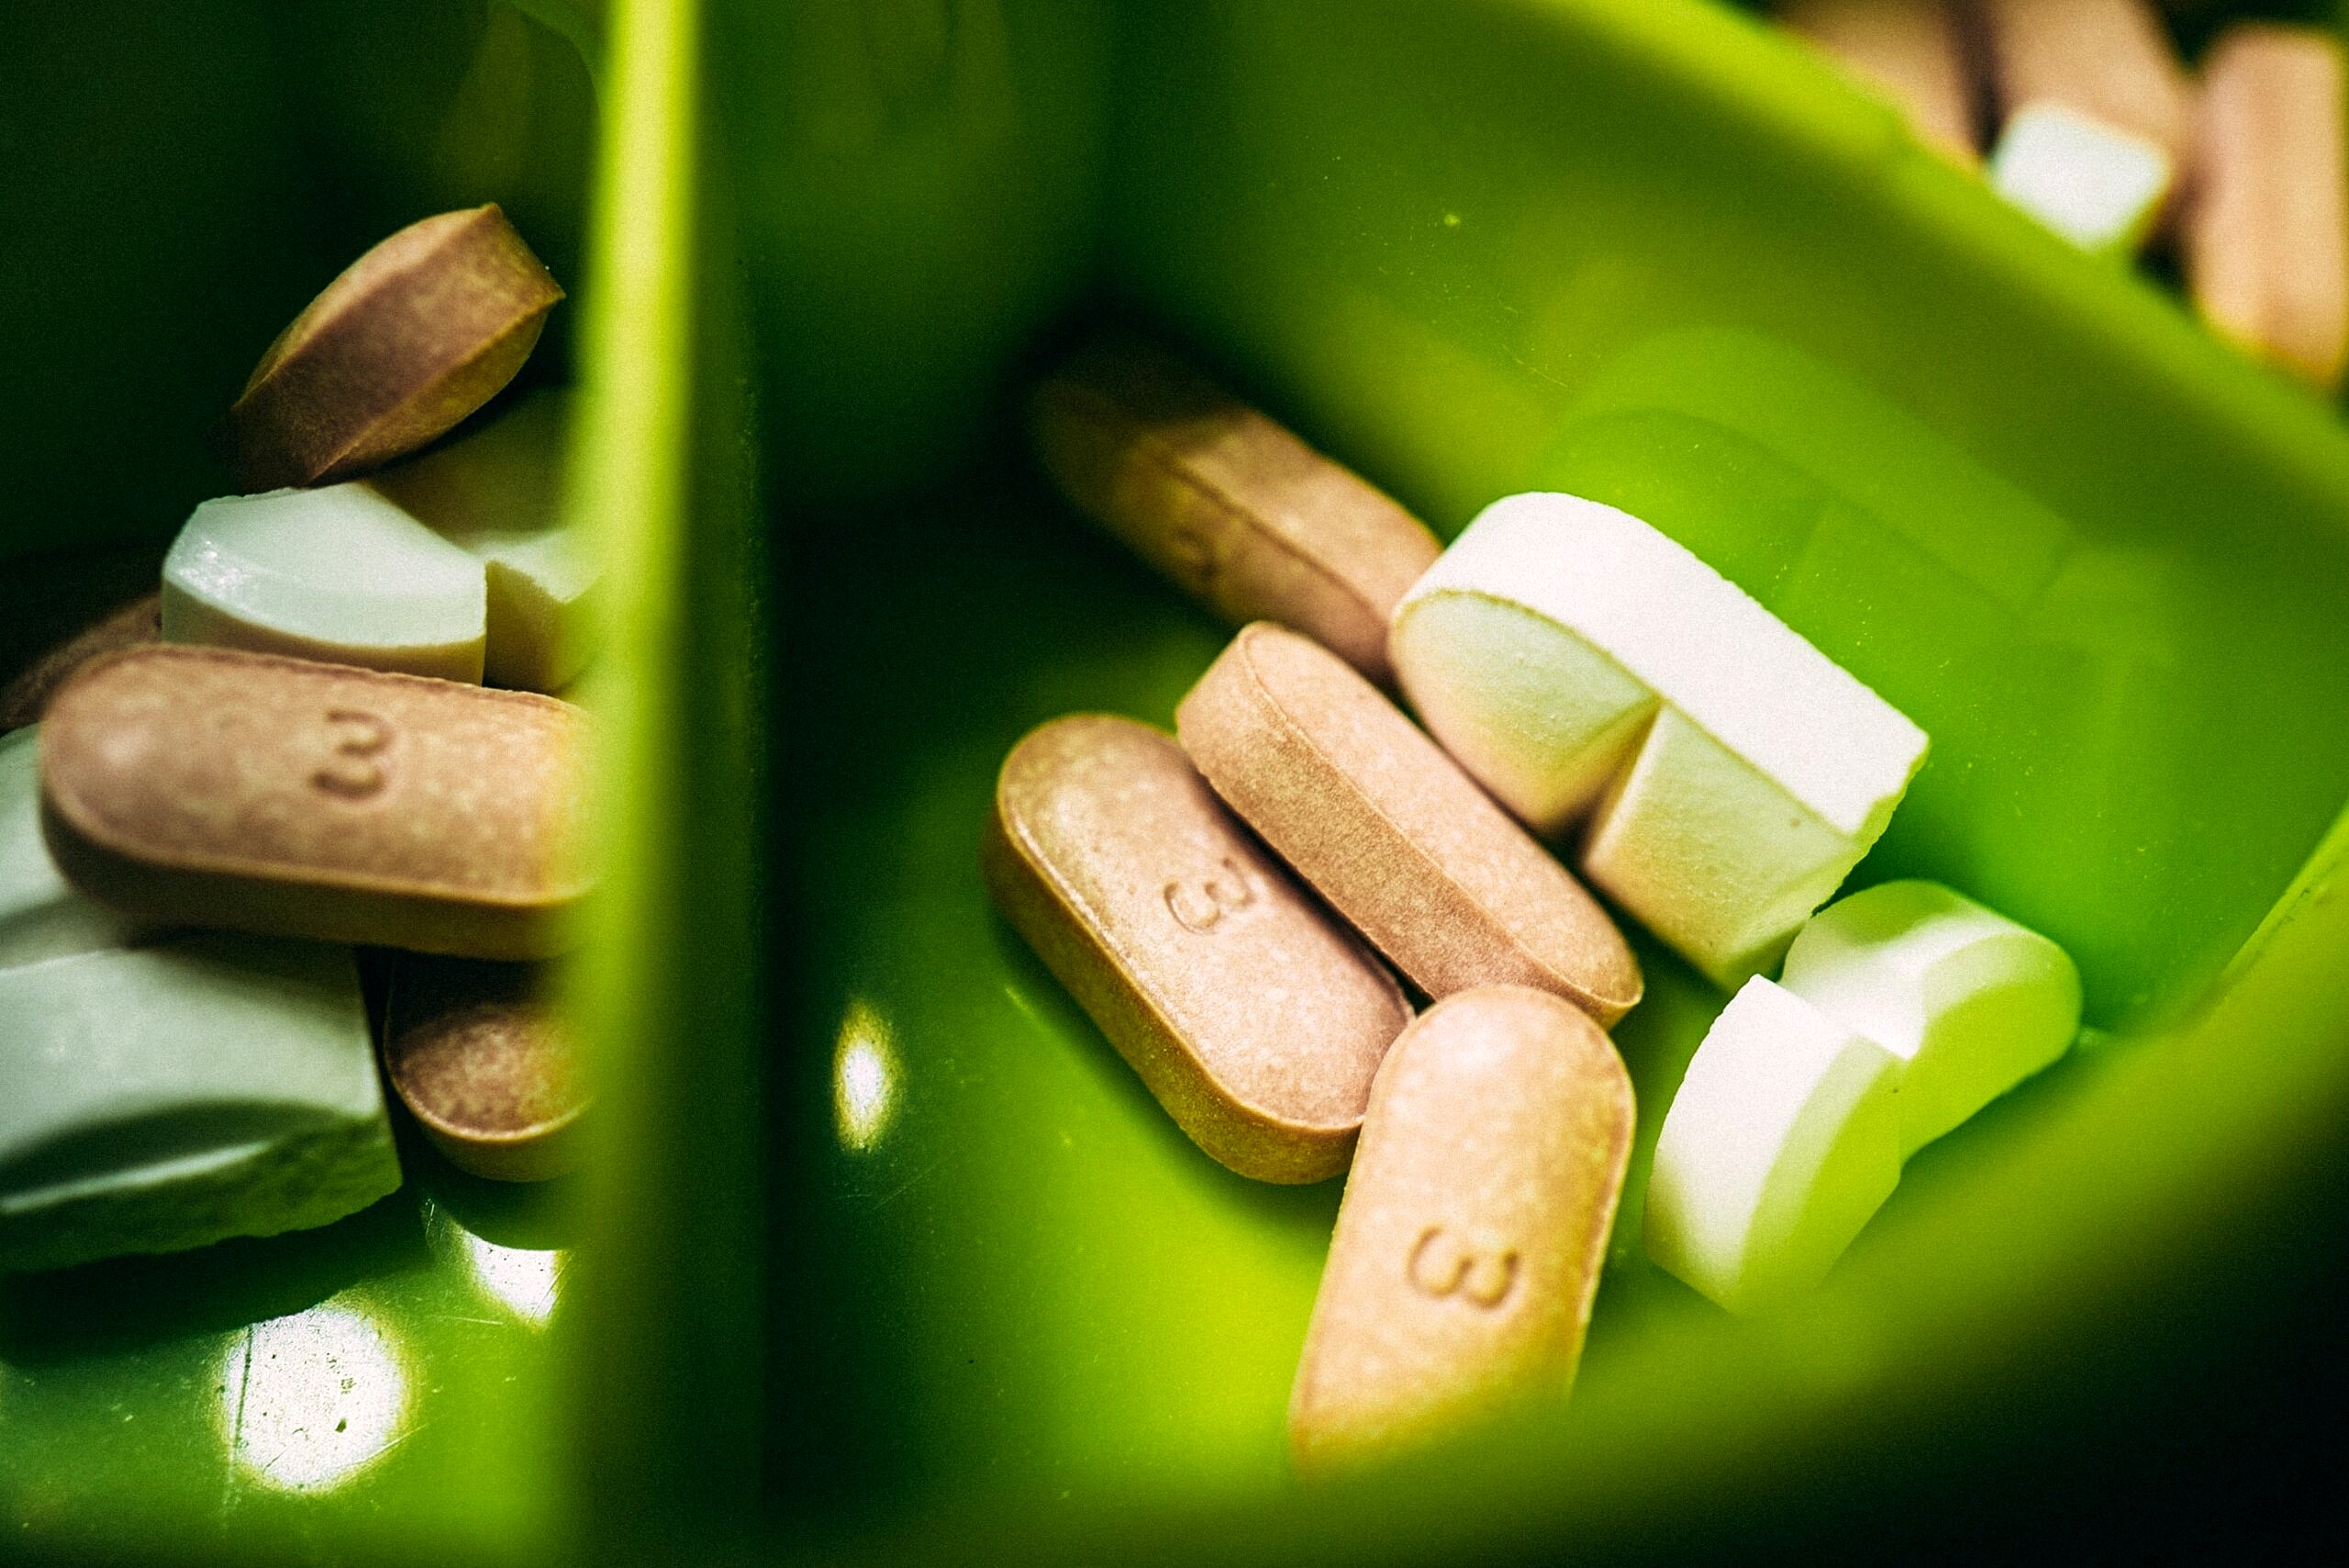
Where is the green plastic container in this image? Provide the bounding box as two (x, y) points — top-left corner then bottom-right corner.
(8, 0), (2349, 1562)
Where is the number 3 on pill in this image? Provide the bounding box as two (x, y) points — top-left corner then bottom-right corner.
(1406, 1225), (1519, 1309)
(1163, 856), (1260, 933)
(312, 708), (394, 800)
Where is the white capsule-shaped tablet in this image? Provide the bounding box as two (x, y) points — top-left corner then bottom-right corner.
(162, 484), (487, 683)
(1644, 977), (1902, 1314)
(1990, 101), (2175, 256)
(1780, 880), (2080, 1156)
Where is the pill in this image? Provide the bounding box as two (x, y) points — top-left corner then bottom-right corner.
(0, 933), (400, 1273)
(384, 955), (584, 1182)
(2183, 25), (2349, 392)
(1030, 335), (1442, 686)
(983, 713), (1410, 1183)
(1779, 0), (1981, 163)
(40, 646), (590, 960)
(0, 592), (160, 733)
(1391, 493), (1927, 987)
(228, 205), (563, 491)
(162, 484), (489, 683)
(368, 390), (601, 691)
(1178, 622), (1642, 1024)
(0, 727), (144, 971)
(1286, 985), (1633, 1473)
(1643, 976), (1902, 1314)
(1974, 0), (2188, 160)
(1779, 880), (2081, 1156)
(1989, 101), (2176, 255)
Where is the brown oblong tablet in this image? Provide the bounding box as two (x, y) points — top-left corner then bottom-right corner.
(385, 955), (584, 1182)
(1030, 335), (1442, 686)
(1288, 985), (1634, 1474)
(984, 714), (1411, 1184)
(0, 592), (160, 733)
(1974, 0), (2188, 160)
(2185, 25), (2349, 392)
(1176, 623), (1642, 1025)
(228, 205), (563, 490)
(39, 645), (590, 959)
(1779, 0), (1981, 164)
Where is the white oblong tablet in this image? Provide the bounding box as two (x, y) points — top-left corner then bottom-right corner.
(1643, 976), (1902, 1314)
(162, 484), (487, 683)
(367, 391), (599, 692)
(1780, 880), (2081, 1155)
(1394, 493), (1927, 984)
(0, 727), (142, 971)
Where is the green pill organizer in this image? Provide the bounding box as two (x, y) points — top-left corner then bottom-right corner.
(7, 0), (2349, 1562)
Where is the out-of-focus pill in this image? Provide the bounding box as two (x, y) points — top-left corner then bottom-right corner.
(39, 646), (590, 960)
(0, 593), (160, 733)
(1644, 977), (1902, 1314)
(369, 390), (601, 691)
(1030, 336), (1442, 686)
(1779, 0), (1981, 163)
(385, 955), (584, 1182)
(2184, 25), (2349, 392)
(1287, 985), (1633, 1473)
(1975, 0), (2188, 160)
(162, 484), (488, 683)
(1781, 880), (2081, 1155)
(1177, 622), (1641, 1024)
(228, 206), (563, 491)
(1989, 101), (2175, 254)
(983, 714), (1410, 1183)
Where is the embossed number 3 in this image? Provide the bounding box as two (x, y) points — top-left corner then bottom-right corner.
(1163, 856), (1258, 934)
(1407, 1225), (1519, 1309)
(311, 709), (394, 800)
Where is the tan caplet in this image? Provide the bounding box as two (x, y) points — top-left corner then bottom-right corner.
(0, 593), (159, 733)
(2184, 25), (2349, 392)
(385, 955), (584, 1182)
(1288, 985), (1634, 1475)
(1176, 624), (1641, 1025)
(39, 646), (590, 960)
(1973, 0), (2188, 159)
(984, 714), (1410, 1184)
(1780, 0), (1982, 163)
(228, 206), (563, 490)
(1030, 335), (1441, 686)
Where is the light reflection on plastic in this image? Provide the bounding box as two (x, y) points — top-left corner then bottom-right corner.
(834, 998), (898, 1152)
(217, 1301), (407, 1493)
(462, 1229), (563, 1327)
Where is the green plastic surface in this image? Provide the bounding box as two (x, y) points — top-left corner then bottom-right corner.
(9, 0), (2349, 1563)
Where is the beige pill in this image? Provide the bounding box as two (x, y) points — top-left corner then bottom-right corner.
(1780, 0), (1981, 163)
(2184, 26), (2349, 392)
(228, 206), (563, 490)
(1288, 984), (1634, 1474)
(385, 955), (584, 1182)
(1176, 623), (1642, 1026)
(39, 645), (589, 960)
(1974, 0), (2188, 160)
(0, 592), (160, 733)
(983, 714), (1410, 1184)
(1030, 335), (1441, 686)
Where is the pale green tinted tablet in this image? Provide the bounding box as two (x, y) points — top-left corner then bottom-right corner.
(161, 483), (488, 682)
(369, 391), (600, 691)
(0, 933), (400, 1273)
(0, 726), (141, 970)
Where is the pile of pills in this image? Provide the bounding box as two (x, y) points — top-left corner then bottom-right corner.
(1, 206), (591, 1273)
(1004, 336), (2084, 1469)
(1780, 0), (2348, 390)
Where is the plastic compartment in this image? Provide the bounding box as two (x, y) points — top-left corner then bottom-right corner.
(9, 0), (2349, 1562)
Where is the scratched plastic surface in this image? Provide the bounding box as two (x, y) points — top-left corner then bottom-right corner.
(13, 0), (2349, 1565)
